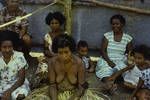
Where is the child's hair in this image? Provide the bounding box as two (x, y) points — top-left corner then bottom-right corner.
(133, 45), (150, 60)
(77, 40), (88, 50)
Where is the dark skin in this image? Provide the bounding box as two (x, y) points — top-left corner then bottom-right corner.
(78, 46), (95, 72)
(48, 47), (85, 100)
(5, 0), (32, 49)
(101, 18), (132, 68)
(44, 19), (63, 57)
(0, 41), (25, 100)
(131, 53), (150, 99)
(108, 51), (135, 81)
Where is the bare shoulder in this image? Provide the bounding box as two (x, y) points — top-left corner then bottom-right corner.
(73, 55), (83, 66)
(46, 56), (58, 66)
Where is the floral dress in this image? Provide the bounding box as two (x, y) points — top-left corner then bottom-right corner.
(0, 51), (30, 100)
(0, 7), (29, 38)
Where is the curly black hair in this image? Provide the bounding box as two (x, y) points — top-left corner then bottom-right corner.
(0, 30), (22, 49)
(77, 40), (88, 49)
(52, 34), (76, 53)
(133, 45), (150, 60)
(110, 14), (126, 25)
(45, 11), (66, 26)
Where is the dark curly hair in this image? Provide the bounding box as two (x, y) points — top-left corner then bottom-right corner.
(0, 30), (22, 49)
(110, 14), (126, 26)
(133, 45), (150, 60)
(45, 11), (66, 26)
(52, 34), (76, 53)
(77, 40), (88, 50)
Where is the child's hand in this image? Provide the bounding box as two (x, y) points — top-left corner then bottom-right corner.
(128, 63), (135, 69)
(87, 67), (94, 73)
(127, 51), (135, 66)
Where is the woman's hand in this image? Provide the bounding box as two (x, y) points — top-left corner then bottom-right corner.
(108, 61), (116, 68)
(127, 63), (135, 70)
(1, 90), (11, 100)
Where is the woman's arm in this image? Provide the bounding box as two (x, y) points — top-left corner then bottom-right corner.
(9, 68), (25, 92)
(77, 58), (87, 97)
(44, 40), (54, 57)
(88, 60), (95, 73)
(109, 64), (134, 81)
(126, 41), (133, 53)
(2, 68), (25, 100)
(101, 37), (115, 67)
(48, 60), (57, 100)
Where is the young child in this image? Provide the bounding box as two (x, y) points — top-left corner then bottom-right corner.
(109, 45), (150, 99)
(77, 40), (95, 73)
(130, 45), (150, 100)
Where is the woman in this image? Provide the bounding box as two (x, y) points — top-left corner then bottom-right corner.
(0, 0), (32, 57)
(96, 14), (133, 92)
(44, 11), (66, 57)
(0, 30), (30, 100)
(25, 34), (105, 100)
(34, 12), (66, 85)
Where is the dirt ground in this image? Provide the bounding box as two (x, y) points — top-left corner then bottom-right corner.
(25, 56), (133, 100)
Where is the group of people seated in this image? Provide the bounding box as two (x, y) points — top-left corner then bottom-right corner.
(0, 0), (150, 100)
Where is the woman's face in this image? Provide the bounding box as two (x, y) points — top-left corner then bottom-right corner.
(58, 47), (72, 62)
(134, 52), (145, 67)
(50, 19), (61, 31)
(7, 0), (20, 10)
(111, 18), (123, 33)
(1, 40), (13, 57)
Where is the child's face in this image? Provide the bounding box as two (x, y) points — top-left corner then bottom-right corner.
(78, 47), (88, 56)
(127, 51), (135, 65)
(134, 52), (145, 66)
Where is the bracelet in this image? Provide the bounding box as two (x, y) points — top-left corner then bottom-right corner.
(49, 82), (56, 85)
(81, 82), (88, 89)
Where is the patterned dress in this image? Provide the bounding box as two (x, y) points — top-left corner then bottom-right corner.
(96, 31), (132, 79)
(0, 51), (30, 99)
(141, 68), (150, 89)
(0, 7), (29, 38)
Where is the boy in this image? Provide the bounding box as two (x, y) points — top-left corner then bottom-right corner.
(130, 45), (150, 100)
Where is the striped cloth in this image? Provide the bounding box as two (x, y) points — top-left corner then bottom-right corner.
(96, 31), (132, 79)
(104, 31), (132, 62)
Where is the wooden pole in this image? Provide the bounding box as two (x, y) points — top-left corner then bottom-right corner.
(63, 0), (72, 35)
(75, 0), (150, 15)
